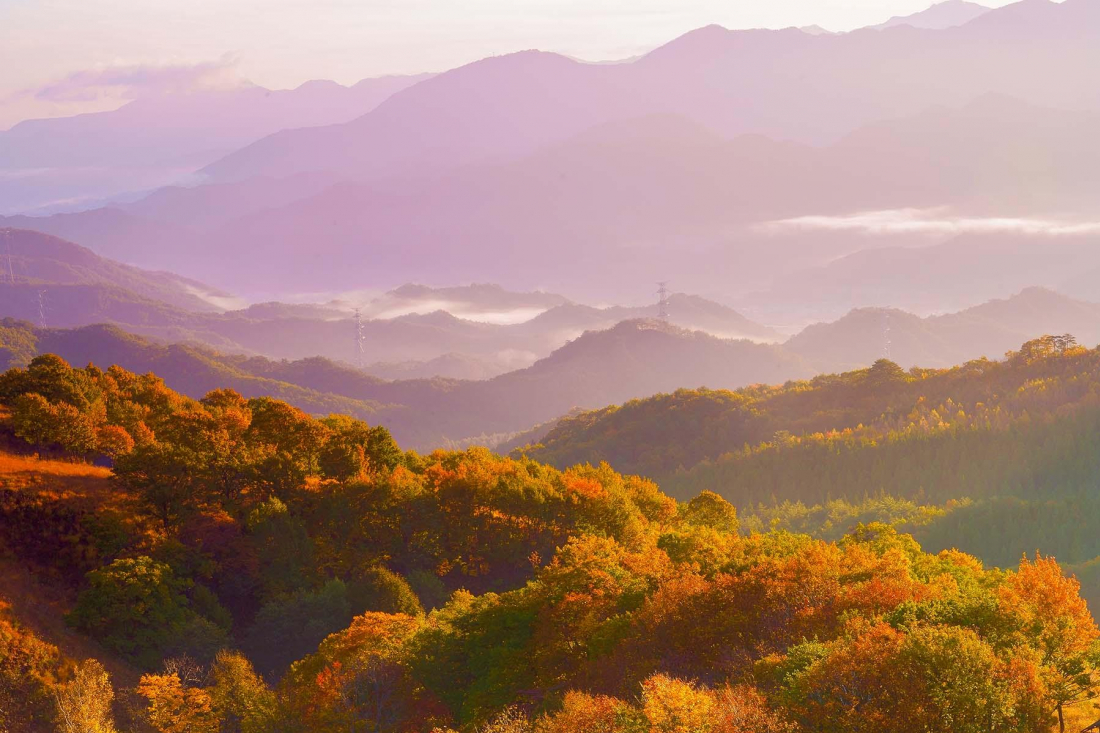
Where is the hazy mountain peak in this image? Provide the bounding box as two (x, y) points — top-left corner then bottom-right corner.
(873, 0), (992, 30)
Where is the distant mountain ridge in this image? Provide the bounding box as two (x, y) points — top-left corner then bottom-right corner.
(0, 74), (432, 214)
(12, 94), (1100, 303)
(872, 1), (991, 30)
(786, 287), (1100, 371)
(0, 317), (811, 449)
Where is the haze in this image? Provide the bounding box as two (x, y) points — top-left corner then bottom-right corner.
(1, 0), (1044, 128)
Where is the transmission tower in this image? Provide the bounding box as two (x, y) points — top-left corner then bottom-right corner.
(37, 290), (47, 328)
(354, 308), (365, 368)
(883, 310), (892, 361)
(3, 229), (12, 285)
(656, 281), (671, 322)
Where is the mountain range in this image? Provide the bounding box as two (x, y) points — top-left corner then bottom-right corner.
(0, 229), (782, 378)
(3, 0), (1099, 308)
(4, 273), (1100, 451)
(0, 74), (431, 214)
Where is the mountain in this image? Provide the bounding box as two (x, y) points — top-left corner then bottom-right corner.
(752, 231), (1100, 323)
(0, 228), (232, 311)
(17, 91), (1100, 306)
(518, 331), (1100, 494)
(0, 75), (431, 214)
(0, 317), (810, 449)
(364, 353), (507, 381)
(6, 2), (1100, 305)
(0, 230), (781, 377)
(203, 0), (1100, 189)
(872, 1), (991, 30)
(116, 171), (346, 232)
(12, 322), (388, 419)
(182, 318), (811, 448)
(786, 288), (1100, 371)
(201, 52), (636, 184)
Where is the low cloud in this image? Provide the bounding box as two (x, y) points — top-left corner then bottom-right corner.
(758, 209), (1100, 237)
(12, 55), (243, 105)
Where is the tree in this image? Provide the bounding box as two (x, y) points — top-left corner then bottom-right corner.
(208, 651), (276, 733)
(682, 491), (739, 534)
(642, 675), (715, 733)
(114, 443), (205, 531)
(10, 392), (57, 447)
(95, 424), (135, 459)
(1001, 555), (1100, 732)
(244, 580), (353, 677)
(138, 672), (219, 733)
(348, 567), (424, 617)
(68, 557), (193, 665)
(535, 691), (641, 733)
(54, 659), (117, 733)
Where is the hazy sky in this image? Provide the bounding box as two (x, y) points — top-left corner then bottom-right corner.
(0, 0), (1031, 129)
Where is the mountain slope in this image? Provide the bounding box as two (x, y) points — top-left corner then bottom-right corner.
(0, 75), (432, 214)
(203, 0), (1100, 189)
(786, 288), (1100, 371)
(0, 228), (232, 311)
(0, 317), (810, 449)
(23, 93), (1100, 303)
(872, 1), (991, 30)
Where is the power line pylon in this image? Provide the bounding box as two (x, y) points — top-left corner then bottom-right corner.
(656, 281), (671, 322)
(354, 308), (365, 369)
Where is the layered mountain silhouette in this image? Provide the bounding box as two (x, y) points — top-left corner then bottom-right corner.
(0, 74), (430, 214)
(202, 0), (1100, 189)
(0, 229), (778, 375)
(5, 279), (1100, 448)
(752, 231), (1100, 322)
(8, 90), (1100, 303)
(0, 318), (810, 448)
(786, 288), (1100, 371)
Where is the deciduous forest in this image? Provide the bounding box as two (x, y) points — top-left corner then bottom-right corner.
(3, 339), (1100, 731)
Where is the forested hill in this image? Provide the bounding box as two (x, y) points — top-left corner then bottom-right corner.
(516, 335), (1100, 589)
(0, 318), (811, 449)
(520, 334), (1092, 488)
(1, 350), (1099, 732)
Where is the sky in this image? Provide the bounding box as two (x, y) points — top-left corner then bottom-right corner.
(0, 0), (1031, 129)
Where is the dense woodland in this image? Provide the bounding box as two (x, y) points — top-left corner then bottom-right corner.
(0, 342), (1099, 731)
(521, 336), (1100, 593)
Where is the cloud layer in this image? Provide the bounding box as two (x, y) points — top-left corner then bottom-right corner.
(759, 209), (1100, 238)
(22, 55), (242, 103)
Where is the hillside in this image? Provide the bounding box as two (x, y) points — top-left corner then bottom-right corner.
(521, 334), (1094, 486)
(786, 287), (1100, 370)
(206, 0), (1100, 184)
(519, 335), (1100, 585)
(0, 318), (808, 449)
(0, 230), (781, 374)
(0, 352), (1097, 732)
(0, 228), (231, 312)
(0, 321), (389, 420)
(0, 74), (431, 214)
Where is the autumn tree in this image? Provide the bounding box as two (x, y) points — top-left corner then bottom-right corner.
(138, 672), (219, 733)
(1001, 555), (1100, 732)
(208, 651), (276, 733)
(54, 659), (117, 733)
